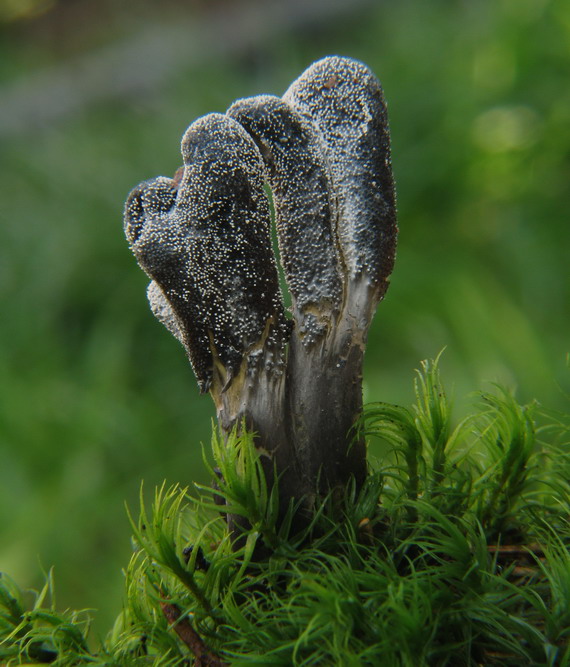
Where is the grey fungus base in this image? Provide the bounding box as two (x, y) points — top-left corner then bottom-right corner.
(124, 55), (397, 516)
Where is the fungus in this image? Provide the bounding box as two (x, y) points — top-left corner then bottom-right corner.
(124, 113), (289, 396)
(124, 56), (397, 508)
(227, 95), (342, 347)
(284, 56), (397, 320)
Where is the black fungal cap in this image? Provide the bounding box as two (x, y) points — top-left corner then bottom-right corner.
(284, 56), (398, 293)
(228, 95), (343, 346)
(124, 113), (289, 392)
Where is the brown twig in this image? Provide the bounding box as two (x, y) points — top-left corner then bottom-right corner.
(487, 542), (546, 586)
(160, 601), (227, 667)
(486, 543), (544, 557)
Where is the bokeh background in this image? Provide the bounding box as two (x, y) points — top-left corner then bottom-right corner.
(1, 0), (568, 639)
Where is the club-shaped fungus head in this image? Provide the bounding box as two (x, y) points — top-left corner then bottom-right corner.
(285, 56), (398, 299)
(124, 113), (289, 393)
(228, 94), (343, 347)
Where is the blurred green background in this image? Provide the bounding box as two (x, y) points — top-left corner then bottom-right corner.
(0, 0), (568, 639)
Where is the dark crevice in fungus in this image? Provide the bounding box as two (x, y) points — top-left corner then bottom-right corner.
(124, 55), (397, 524)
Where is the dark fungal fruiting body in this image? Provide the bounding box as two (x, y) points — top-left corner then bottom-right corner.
(278, 57), (397, 495)
(227, 95), (343, 348)
(124, 113), (290, 398)
(285, 56), (397, 326)
(176, 114), (289, 399)
(124, 56), (397, 523)
(125, 113), (299, 510)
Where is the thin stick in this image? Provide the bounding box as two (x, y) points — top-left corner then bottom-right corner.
(160, 601), (227, 667)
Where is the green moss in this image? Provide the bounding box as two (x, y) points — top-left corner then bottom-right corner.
(2, 359), (568, 665)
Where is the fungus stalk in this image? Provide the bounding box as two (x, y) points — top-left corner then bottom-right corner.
(124, 56), (397, 516)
